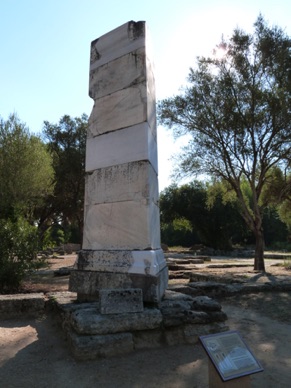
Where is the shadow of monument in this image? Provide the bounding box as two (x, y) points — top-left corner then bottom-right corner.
(0, 315), (208, 388)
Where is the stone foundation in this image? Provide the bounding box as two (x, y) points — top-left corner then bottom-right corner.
(48, 290), (228, 360)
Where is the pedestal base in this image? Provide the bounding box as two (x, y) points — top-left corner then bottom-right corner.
(46, 290), (228, 360)
(69, 265), (168, 303)
(69, 248), (168, 303)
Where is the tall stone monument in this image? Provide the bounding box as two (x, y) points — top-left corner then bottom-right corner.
(70, 21), (168, 304)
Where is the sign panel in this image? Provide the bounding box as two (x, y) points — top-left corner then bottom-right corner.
(199, 331), (263, 381)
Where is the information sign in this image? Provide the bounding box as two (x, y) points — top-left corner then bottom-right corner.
(199, 331), (263, 382)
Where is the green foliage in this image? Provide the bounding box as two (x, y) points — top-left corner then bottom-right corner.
(262, 207), (289, 247)
(0, 114), (53, 290)
(42, 114), (88, 244)
(0, 114), (54, 221)
(161, 217), (193, 247)
(160, 181), (207, 224)
(160, 181), (289, 250)
(42, 225), (65, 249)
(158, 15), (291, 270)
(270, 171), (291, 231)
(260, 167), (291, 206)
(206, 180), (237, 208)
(0, 218), (40, 292)
(160, 182), (248, 250)
(278, 199), (291, 232)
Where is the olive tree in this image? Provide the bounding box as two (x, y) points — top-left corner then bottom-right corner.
(158, 16), (291, 271)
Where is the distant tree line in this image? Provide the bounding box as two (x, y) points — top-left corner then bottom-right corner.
(160, 182), (290, 251)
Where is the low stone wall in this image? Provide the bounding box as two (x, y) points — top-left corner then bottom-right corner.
(0, 293), (45, 318)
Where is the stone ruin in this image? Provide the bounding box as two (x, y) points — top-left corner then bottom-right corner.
(57, 21), (228, 359)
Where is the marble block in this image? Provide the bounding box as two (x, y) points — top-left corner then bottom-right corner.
(90, 48), (146, 100)
(84, 161), (159, 206)
(82, 200), (161, 250)
(90, 21), (146, 70)
(85, 122), (158, 173)
(76, 249), (166, 276)
(89, 47), (155, 102)
(88, 84), (156, 138)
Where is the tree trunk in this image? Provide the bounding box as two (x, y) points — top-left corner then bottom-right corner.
(254, 227), (265, 272)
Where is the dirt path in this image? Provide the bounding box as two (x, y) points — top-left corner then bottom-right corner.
(1, 294), (291, 388)
(1, 256), (291, 387)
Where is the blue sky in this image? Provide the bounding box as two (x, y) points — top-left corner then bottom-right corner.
(1, 0), (290, 190)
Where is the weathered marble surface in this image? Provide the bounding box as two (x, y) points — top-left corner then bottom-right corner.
(84, 161), (158, 206)
(85, 122), (158, 173)
(89, 48), (146, 100)
(89, 47), (155, 101)
(76, 249), (166, 275)
(88, 85), (156, 138)
(90, 21), (147, 69)
(82, 201), (161, 250)
(82, 162), (161, 252)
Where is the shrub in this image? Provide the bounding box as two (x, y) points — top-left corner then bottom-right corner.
(0, 218), (40, 292)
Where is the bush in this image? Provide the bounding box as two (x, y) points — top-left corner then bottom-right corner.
(0, 218), (40, 292)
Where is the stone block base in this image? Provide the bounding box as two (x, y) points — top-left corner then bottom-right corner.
(71, 307), (163, 335)
(47, 290), (228, 360)
(69, 265), (168, 303)
(99, 288), (144, 314)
